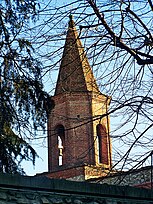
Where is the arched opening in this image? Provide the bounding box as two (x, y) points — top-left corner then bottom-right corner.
(96, 134), (101, 164)
(96, 124), (109, 165)
(96, 124), (102, 163)
(55, 125), (65, 166)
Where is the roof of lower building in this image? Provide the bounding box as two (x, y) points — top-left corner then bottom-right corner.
(0, 172), (153, 203)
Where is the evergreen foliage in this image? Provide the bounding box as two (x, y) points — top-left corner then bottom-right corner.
(0, 0), (54, 174)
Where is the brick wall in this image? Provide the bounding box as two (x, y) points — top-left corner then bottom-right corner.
(48, 91), (112, 177)
(90, 166), (152, 189)
(48, 92), (95, 172)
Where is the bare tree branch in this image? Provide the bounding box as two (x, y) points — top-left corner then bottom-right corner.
(87, 0), (153, 65)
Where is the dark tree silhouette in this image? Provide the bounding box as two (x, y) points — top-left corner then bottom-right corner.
(0, 0), (54, 174)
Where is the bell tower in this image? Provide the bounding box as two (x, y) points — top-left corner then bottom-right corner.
(47, 15), (112, 180)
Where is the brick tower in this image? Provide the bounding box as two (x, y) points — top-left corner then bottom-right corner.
(47, 15), (112, 181)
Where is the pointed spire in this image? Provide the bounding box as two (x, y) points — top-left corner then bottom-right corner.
(68, 14), (75, 28)
(55, 16), (100, 95)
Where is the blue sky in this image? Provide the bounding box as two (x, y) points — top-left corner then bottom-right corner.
(22, 0), (153, 175)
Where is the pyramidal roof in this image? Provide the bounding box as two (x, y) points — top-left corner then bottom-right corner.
(55, 15), (100, 95)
